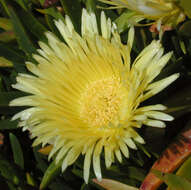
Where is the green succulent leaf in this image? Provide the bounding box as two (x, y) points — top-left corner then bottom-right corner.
(0, 17), (13, 31)
(0, 57), (13, 67)
(0, 119), (18, 130)
(37, 7), (65, 22)
(7, 182), (17, 190)
(40, 159), (62, 190)
(115, 10), (136, 33)
(15, 7), (48, 42)
(0, 0), (36, 55)
(9, 133), (24, 169)
(0, 43), (25, 63)
(0, 31), (15, 43)
(179, 21), (191, 38)
(26, 172), (36, 187)
(152, 169), (191, 190)
(0, 43), (26, 72)
(85, 0), (96, 12)
(0, 159), (20, 185)
(33, 147), (48, 173)
(176, 156), (191, 181)
(13, 0), (30, 10)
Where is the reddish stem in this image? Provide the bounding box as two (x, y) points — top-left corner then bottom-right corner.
(140, 126), (191, 190)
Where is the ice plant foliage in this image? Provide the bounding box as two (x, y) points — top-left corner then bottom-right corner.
(100, 0), (185, 28)
(10, 9), (179, 183)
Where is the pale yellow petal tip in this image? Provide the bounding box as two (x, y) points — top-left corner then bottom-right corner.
(153, 104), (167, 111)
(94, 165), (102, 181)
(32, 139), (40, 147)
(127, 26), (135, 49)
(65, 15), (74, 32)
(54, 20), (62, 33)
(92, 178), (139, 190)
(161, 72), (180, 89)
(174, 73), (180, 80)
(160, 113), (174, 121)
(167, 73), (180, 84)
(54, 18), (63, 26)
(167, 116), (174, 121)
(95, 174), (102, 182)
(9, 98), (19, 107)
(144, 119), (166, 128)
(125, 138), (137, 150)
(134, 135), (145, 144)
(101, 11), (112, 39)
(9, 100), (14, 107)
(84, 172), (89, 184)
(61, 160), (68, 172)
(45, 31), (58, 42)
(81, 8), (98, 37)
(82, 8), (88, 15)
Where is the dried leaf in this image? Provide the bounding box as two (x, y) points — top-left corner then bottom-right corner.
(38, 145), (53, 155)
(93, 178), (139, 190)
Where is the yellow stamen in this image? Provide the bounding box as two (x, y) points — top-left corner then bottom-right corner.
(80, 77), (128, 128)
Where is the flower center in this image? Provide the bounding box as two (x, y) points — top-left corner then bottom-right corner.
(80, 78), (126, 128)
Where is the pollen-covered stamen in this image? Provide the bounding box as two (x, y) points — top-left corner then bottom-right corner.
(80, 78), (127, 127)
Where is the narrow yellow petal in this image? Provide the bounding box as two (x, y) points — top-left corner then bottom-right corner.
(84, 144), (95, 183)
(144, 119), (166, 128)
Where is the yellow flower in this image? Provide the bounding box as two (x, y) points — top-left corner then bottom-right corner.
(10, 9), (178, 183)
(100, 0), (185, 28)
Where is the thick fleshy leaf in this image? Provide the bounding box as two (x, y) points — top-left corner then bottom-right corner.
(85, 0), (96, 12)
(126, 166), (146, 182)
(0, 43), (25, 63)
(33, 147), (48, 173)
(0, 119), (18, 130)
(114, 10), (136, 33)
(37, 7), (65, 22)
(178, 21), (191, 38)
(166, 156), (191, 190)
(13, 0), (29, 10)
(0, 17), (13, 30)
(15, 6), (47, 42)
(26, 172), (36, 187)
(1, 0), (36, 55)
(152, 170), (191, 190)
(0, 43), (26, 72)
(40, 159), (62, 190)
(9, 133), (24, 169)
(0, 31), (15, 42)
(0, 159), (20, 185)
(176, 156), (191, 181)
(0, 57), (13, 67)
